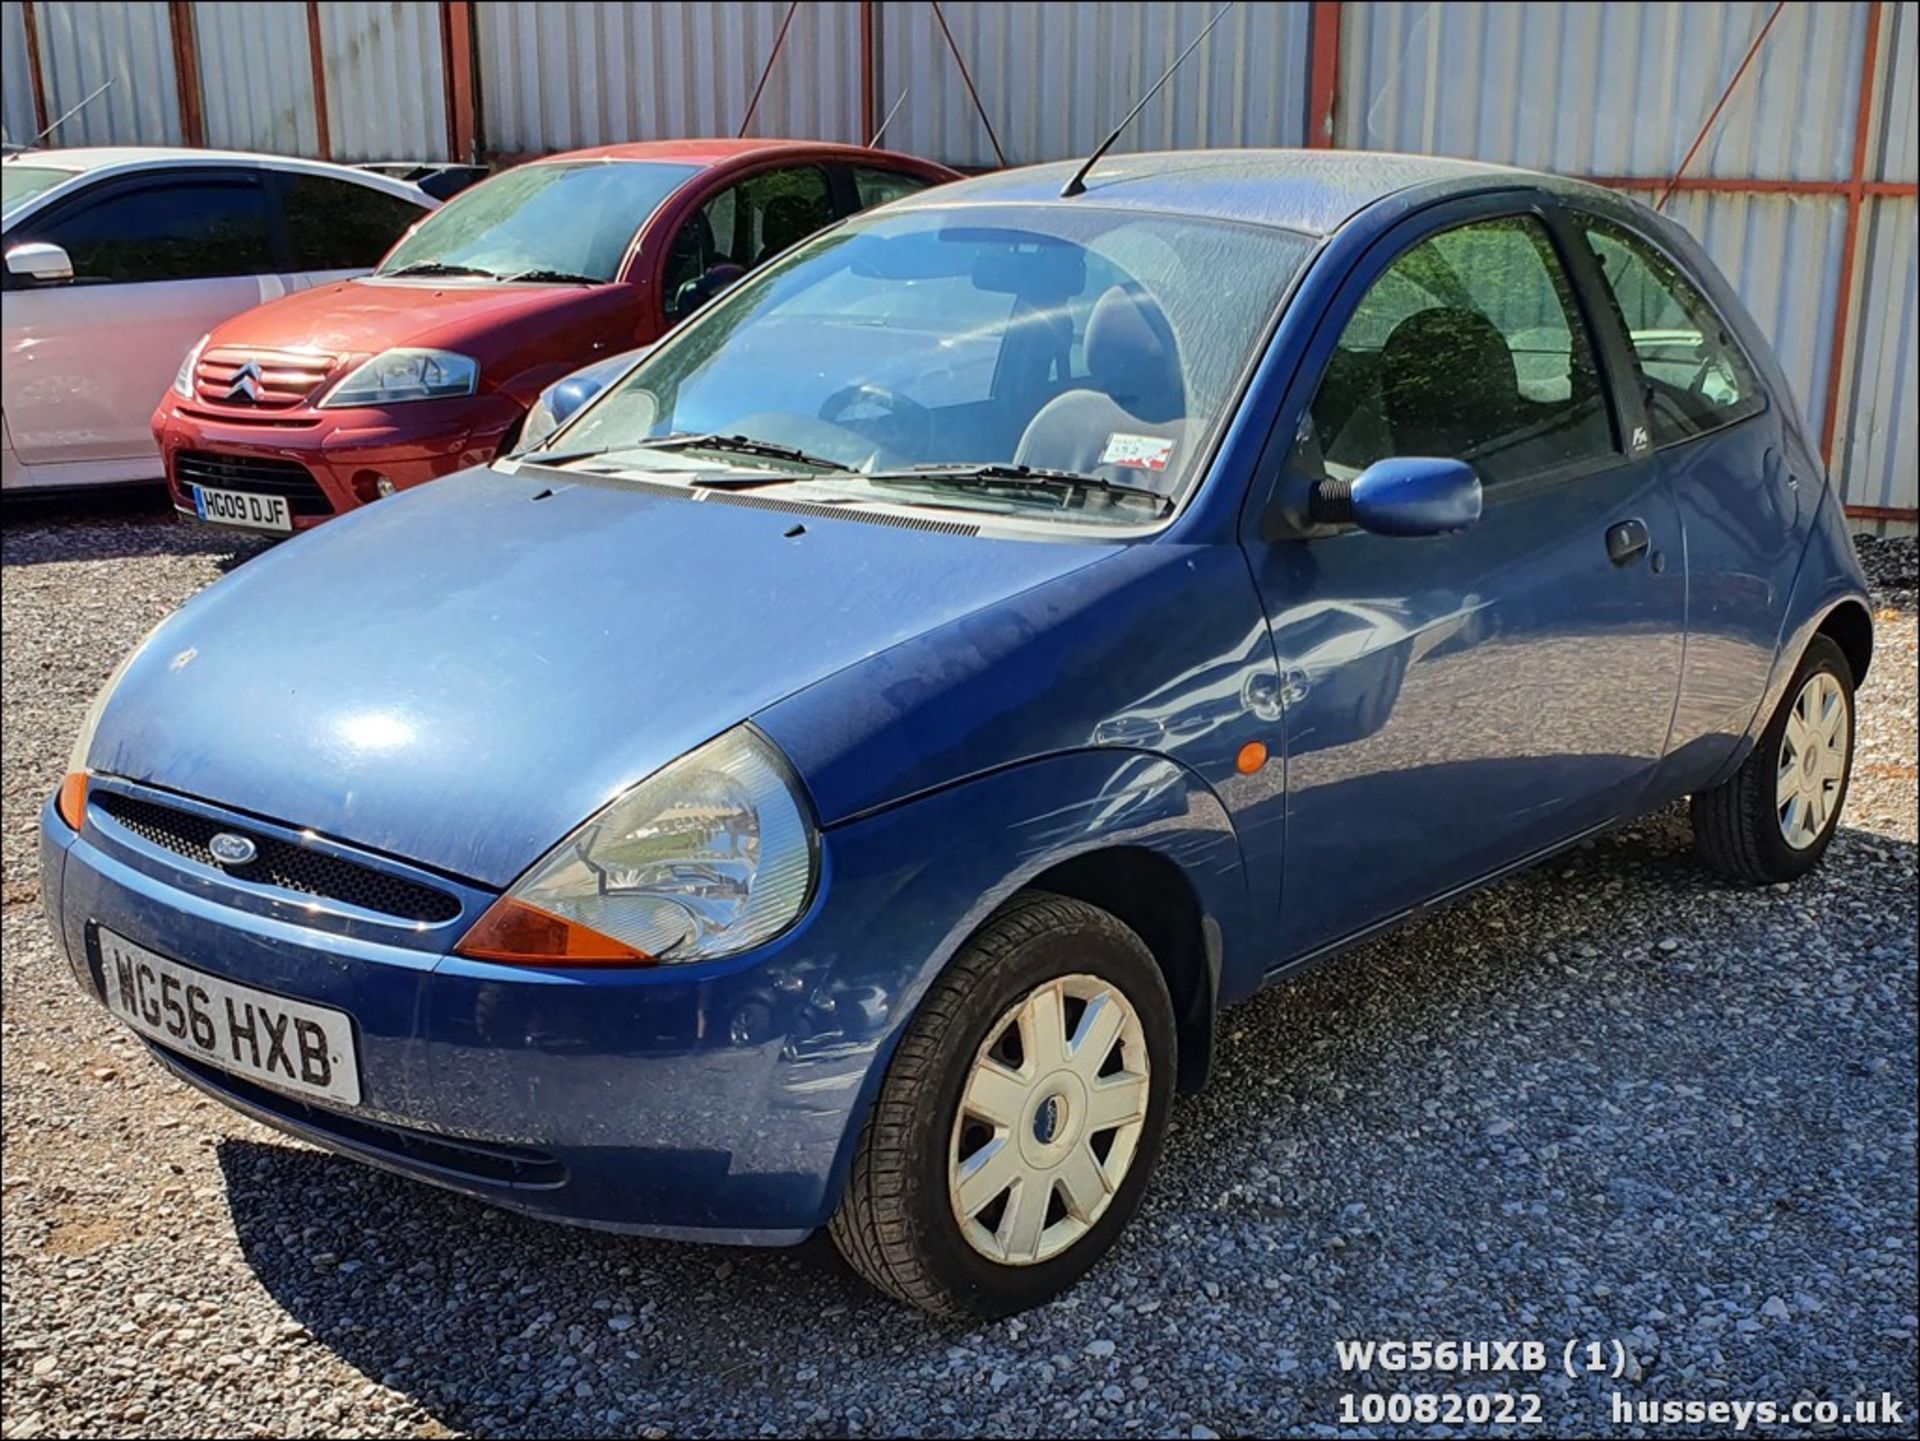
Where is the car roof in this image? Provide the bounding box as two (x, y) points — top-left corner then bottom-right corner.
(886, 148), (1597, 236)
(1, 146), (432, 204)
(529, 137), (945, 172)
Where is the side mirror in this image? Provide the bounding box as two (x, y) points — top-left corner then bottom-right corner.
(6, 242), (74, 284)
(1309, 457), (1482, 537)
(512, 346), (653, 456)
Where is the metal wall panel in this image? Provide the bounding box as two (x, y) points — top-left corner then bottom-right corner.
(317, 0), (446, 161)
(33, 0), (180, 146)
(1340, 2), (1867, 181)
(477, 1), (864, 156)
(1837, 197), (1918, 526)
(194, 2), (320, 157)
(2, 2), (36, 146)
(875, 0), (1312, 170)
(1877, 1), (1916, 181)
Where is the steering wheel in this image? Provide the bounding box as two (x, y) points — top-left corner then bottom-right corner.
(817, 383), (933, 462)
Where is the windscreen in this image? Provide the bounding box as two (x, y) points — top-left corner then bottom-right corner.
(376, 161), (698, 282)
(555, 203), (1315, 525)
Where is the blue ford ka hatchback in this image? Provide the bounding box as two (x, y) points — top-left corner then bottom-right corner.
(42, 152), (1873, 1317)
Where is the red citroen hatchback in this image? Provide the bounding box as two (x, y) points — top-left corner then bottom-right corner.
(153, 139), (954, 533)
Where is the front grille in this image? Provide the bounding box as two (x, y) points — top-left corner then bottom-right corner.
(195, 347), (335, 410)
(93, 791), (461, 924)
(174, 451), (334, 517)
(158, 1048), (568, 1188)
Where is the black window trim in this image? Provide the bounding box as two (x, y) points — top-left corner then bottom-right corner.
(1562, 205), (1772, 455)
(3, 164), (287, 288)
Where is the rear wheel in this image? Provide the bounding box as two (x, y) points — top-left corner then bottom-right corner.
(829, 892), (1175, 1318)
(1691, 634), (1855, 884)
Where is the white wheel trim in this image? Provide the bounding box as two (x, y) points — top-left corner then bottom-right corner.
(948, 973), (1150, 1267)
(1776, 670), (1849, 850)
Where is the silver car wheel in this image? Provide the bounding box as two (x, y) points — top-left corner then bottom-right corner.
(1776, 671), (1850, 850)
(947, 973), (1150, 1267)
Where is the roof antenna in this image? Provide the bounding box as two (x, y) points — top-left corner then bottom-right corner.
(867, 86), (910, 148)
(1060, 2), (1234, 198)
(19, 77), (115, 151)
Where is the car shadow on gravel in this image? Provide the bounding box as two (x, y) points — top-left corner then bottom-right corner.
(2, 497), (274, 570)
(202, 803), (1917, 1436)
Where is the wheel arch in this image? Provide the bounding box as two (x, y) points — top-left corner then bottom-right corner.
(812, 747), (1253, 1224)
(1023, 846), (1221, 1094)
(1816, 596), (1874, 686)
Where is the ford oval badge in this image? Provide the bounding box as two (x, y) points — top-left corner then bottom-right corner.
(208, 832), (258, 866)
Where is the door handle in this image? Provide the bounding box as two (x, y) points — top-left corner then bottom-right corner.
(1606, 517), (1651, 567)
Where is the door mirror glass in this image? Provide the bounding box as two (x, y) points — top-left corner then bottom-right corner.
(1310, 456), (1483, 537)
(6, 241), (74, 283)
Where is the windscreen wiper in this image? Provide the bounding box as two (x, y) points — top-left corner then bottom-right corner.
(638, 433), (855, 473)
(523, 433), (854, 478)
(503, 267), (602, 285)
(865, 462), (1173, 512)
(380, 261), (497, 279)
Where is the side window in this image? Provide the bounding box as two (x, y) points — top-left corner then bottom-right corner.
(280, 175), (426, 272)
(663, 166), (834, 321)
(1300, 214), (1615, 485)
(1580, 218), (1764, 446)
(849, 166), (930, 212)
(35, 180), (274, 284)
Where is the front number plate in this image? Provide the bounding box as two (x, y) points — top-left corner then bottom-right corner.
(95, 927), (361, 1105)
(191, 484), (292, 533)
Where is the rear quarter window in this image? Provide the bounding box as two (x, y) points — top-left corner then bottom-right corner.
(1580, 218), (1766, 447)
(280, 175), (428, 272)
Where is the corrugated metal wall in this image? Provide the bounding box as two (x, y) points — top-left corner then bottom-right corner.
(2, 2), (36, 145)
(193, 2), (319, 156)
(316, 0), (447, 161)
(476, 1), (864, 155)
(1841, 0), (1918, 522)
(32, 0), (181, 145)
(1, 0), (1912, 527)
(873, 0), (1313, 169)
(1844, 197), (1918, 521)
(1340, 2), (1868, 178)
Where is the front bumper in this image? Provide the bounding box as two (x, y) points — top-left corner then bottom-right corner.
(41, 781), (893, 1244)
(152, 393), (522, 532)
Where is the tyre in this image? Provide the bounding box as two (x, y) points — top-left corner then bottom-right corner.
(1691, 634), (1856, 884)
(829, 891), (1176, 1318)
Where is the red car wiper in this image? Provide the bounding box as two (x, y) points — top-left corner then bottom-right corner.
(379, 260), (497, 279)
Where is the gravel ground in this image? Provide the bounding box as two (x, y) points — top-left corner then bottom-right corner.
(3, 499), (1914, 1439)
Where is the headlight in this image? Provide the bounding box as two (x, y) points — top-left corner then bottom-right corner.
(57, 619), (171, 829)
(456, 726), (817, 966)
(172, 334), (209, 398)
(320, 348), (478, 408)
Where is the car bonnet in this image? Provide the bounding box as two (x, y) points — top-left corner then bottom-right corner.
(82, 466), (1119, 888)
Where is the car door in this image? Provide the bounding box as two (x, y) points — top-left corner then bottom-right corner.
(1570, 211), (1802, 785)
(656, 163), (835, 327)
(1242, 195), (1686, 961)
(271, 170), (430, 292)
(3, 169), (281, 473)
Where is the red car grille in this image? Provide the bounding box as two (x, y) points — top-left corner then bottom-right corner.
(194, 347), (337, 411)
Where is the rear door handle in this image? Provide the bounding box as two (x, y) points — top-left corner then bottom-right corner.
(1606, 517), (1651, 567)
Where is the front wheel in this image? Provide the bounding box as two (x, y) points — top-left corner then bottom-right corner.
(829, 892), (1176, 1318)
(1691, 634), (1856, 884)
